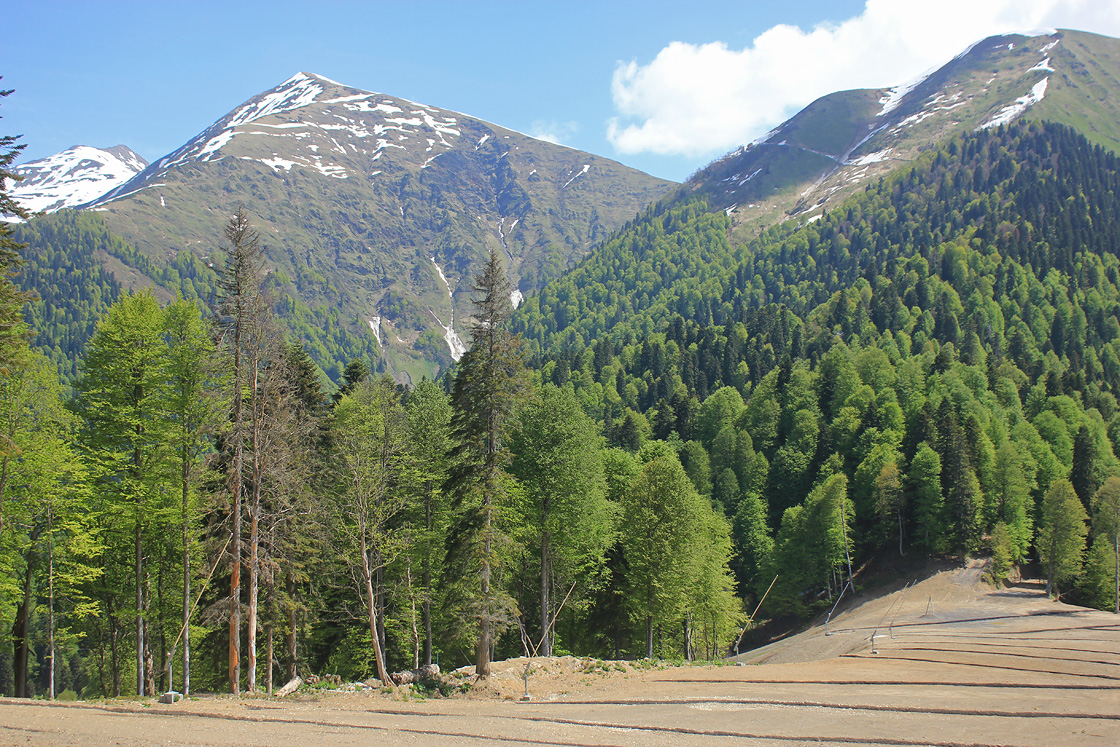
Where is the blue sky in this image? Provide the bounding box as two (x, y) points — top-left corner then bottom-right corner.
(4, 0), (1120, 182)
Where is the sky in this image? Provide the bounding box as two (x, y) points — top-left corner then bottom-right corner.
(4, 0), (1120, 183)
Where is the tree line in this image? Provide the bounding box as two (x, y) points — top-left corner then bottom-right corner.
(0, 202), (739, 697)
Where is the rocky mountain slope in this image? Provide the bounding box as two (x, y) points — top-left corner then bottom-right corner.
(72, 72), (673, 380)
(681, 29), (1120, 235)
(6, 145), (147, 215)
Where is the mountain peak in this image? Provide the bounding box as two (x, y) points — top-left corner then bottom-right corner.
(6, 145), (148, 217)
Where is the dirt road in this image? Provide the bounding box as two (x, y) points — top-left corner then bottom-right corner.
(2, 566), (1117, 746)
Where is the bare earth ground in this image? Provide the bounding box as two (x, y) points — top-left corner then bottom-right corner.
(2, 563), (1118, 746)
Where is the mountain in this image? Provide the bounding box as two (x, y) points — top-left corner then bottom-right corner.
(681, 29), (1120, 233)
(522, 117), (1120, 615)
(6, 145), (147, 215)
(516, 29), (1120, 356)
(65, 72), (674, 381)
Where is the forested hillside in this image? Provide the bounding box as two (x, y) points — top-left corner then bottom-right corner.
(519, 120), (1120, 613)
(3, 119), (1120, 702)
(11, 212), (389, 383)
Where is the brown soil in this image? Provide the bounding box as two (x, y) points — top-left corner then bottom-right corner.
(2, 562), (1118, 746)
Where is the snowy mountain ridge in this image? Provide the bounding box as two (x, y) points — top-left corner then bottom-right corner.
(58, 71), (673, 380)
(7, 145), (147, 217)
(683, 29), (1120, 233)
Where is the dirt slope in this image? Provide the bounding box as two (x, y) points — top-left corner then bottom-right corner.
(2, 563), (1117, 746)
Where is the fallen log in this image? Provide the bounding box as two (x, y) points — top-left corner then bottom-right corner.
(274, 676), (302, 697)
(389, 664), (440, 685)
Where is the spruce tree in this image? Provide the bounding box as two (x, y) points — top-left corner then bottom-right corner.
(446, 250), (527, 678)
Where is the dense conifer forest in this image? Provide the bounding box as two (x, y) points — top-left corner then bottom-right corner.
(1, 119), (1118, 699)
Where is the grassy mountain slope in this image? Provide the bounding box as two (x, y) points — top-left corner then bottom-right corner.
(676, 30), (1120, 240)
(76, 73), (673, 382)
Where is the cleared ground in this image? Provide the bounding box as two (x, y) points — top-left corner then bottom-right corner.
(1, 564), (1117, 746)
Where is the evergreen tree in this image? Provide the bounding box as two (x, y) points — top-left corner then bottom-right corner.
(1071, 425), (1098, 513)
(446, 250), (528, 678)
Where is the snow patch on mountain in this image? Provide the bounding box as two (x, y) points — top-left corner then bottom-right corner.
(878, 67), (935, 117)
(430, 257), (466, 360)
(848, 149), (892, 166)
(6, 145), (148, 215)
(981, 77), (1049, 129)
(104, 73), (466, 197)
(563, 164), (590, 189)
(1029, 57), (1055, 73)
(368, 317), (382, 349)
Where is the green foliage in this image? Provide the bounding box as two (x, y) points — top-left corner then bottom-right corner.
(1038, 479), (1089, 597)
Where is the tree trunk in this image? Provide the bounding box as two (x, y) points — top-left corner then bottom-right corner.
(108, 596), (121, 696)
(48, 513), (56, 699)
(360, 529), (392, 685)
(423, 488), (433, 667)
(645, 607), (654, 659)
(247, 505), (258, 693)
(1113, 534), (1118, 615)
(540, 529), (551, 657)
(135, 503), (145, 696)
(406, 559), (420, 670)
(13, 560), (32, 697)
(897, 509), (905, 556)
(266, 619), (274, 696)
(182, 446), (192, 696)
(477, 498), (492, 678)
(229, 344), (243, 696)
(144, 573), (156, 697)
(375, 556), (386, 659)
(285, 572), (298, 681)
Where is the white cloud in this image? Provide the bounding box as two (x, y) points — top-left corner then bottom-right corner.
(529, 119), (580, 146)
(607, 0), (1120, 157)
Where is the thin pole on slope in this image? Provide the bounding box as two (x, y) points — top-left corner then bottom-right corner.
(889, 579), (917, 640)
(518, 580), (578, 702)
(164, 532), (233, 698)
(733, 574), (778, 656)
(824, 578), (853, 637)
(869, 579), (914, 654)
